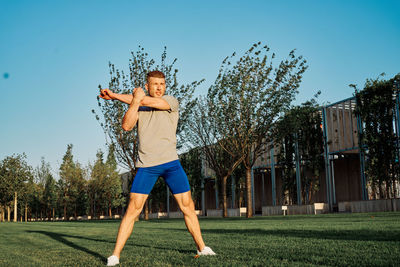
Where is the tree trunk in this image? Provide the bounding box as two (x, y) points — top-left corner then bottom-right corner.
(7, 206), (11, 222)
(144, 200), (149, 220)
(386, 182), (391, 199)
(90, 200), (94, 218)
(371, 185), (375, 200)
(308, 180), (313, 204)
(25, 204), (28, 222)
(246, 168), (253, 218)
(14, 192), (17, 222)
(52, 208), (55, 221)
(109, 203), (112, 217)
(64, 204), (67, 220)
(239, 181), (244, 208)
(378, 182), (384, 199)
(222, 176), (228, 218)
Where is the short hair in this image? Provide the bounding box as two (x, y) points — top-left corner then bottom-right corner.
(146, 71), (165, 82)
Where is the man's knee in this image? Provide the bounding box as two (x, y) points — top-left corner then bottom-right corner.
(126, 193), (147, 216)
(126, 204), (142, 217)
(177, 192), (195, 214)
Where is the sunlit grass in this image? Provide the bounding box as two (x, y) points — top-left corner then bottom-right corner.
(0, 212), (399, 266)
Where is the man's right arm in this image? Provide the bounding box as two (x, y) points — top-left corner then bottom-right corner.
(99, 89), (133, 104)
(121, 88), (146, 131)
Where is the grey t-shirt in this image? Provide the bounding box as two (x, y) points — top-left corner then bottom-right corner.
(136, 95), (179, 167)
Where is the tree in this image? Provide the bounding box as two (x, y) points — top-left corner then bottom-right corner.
(29, 182), (44, 220)
(0, 154), (33, 222)
(89, 145), (124, 217)
(186, 96), (244, 217)
(180, 147), (205, 210)
(353, 74), (400, 199)
(18, 178), (35, 222)
(104, 144), (125, 216)
(89, 150), (107, 217)
(0, 159), (12, 222)
(56, 178), (66, 219)
(92, 46), (203, 219)
(34, 157), (52, 219)
(92, 46), (203, 172)
(274, 97), (324, 204)
(207, 42), (307, 217)
(43, 172), (57, 220)
(59, 144), (87, 219)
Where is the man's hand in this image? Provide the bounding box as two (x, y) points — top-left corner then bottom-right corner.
(122, 88), (145, 131)
(99, 88), (116, 100)
(132, 87), (146, 104)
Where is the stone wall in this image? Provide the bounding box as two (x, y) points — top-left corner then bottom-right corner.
(338, 199), (400, 213)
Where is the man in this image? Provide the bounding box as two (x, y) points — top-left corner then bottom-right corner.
(99, 71), (216, 266)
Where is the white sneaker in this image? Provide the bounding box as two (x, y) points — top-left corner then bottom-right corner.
(106, 255), (119, 266)
(197, 246), (216, 256)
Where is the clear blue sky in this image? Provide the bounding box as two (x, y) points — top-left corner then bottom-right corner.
(1, 0), (399, 176)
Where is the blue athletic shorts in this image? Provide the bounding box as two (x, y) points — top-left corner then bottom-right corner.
(130, 160), (190, 195)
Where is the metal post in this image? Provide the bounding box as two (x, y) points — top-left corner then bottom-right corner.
(331, 159), (336, 204)
(270, 146), (276, 206)
(251, 167), (255, 215)
(167, 186), (170, 217)
(395, 95), (400, 158)
(261, 172), (265, 206)
(395, 81), (400, 167)
(294, 133), (302, 205)
(349, 100), (355, 147)
(322, 107), (333, 210)
(201, 152), (205, 215)
(231, 175), (235, 209)
(396, 80), (400, 199)
(356, 112), (368, 200)
(201, 176), (205, 215)
(215, 179), (219, 209)
(336, 105), (340, 150)
(341, 103), (346, 149)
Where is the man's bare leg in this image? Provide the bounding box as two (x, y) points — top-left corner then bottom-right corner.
(111, 193), (148, 258)
(174, 191), (206, 251)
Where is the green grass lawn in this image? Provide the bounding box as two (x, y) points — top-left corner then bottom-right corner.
(0, 212), (399, 266)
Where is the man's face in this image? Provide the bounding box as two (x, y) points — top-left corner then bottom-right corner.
(145, 77), (166, 97)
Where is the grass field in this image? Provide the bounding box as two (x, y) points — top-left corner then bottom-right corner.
(0, 212), (399, 266)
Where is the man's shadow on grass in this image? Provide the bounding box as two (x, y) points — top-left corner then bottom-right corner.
(165, 228), (400, 242)
(26, 230), (193, 260)
(26, 230), (107, 262)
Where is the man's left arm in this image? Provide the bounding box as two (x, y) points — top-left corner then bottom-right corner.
(141, 95), (179, 112)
